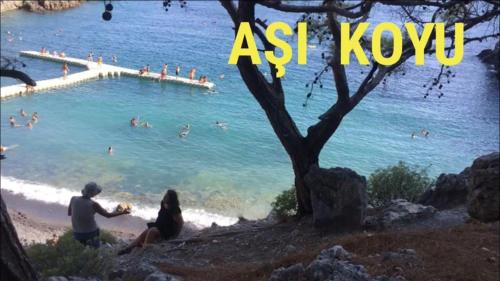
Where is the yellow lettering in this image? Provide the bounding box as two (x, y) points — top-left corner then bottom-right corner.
(372, 22), (403, 66)
(341, 22), (370, 65)
(228, 22), (262, 65)
(405, 23), (434, 65)
(435, 23), (463, 66)
(264, 22), (293, 78)
(297, 22), (307, 65)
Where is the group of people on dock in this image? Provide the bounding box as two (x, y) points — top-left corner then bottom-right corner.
(138, 63), (209, 84)
(9, 109), (38, 129)
(40, 47), (66, 58)
(86, 52), (108, 66)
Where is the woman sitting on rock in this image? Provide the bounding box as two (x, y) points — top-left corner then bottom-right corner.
(118, 189), (183, 255)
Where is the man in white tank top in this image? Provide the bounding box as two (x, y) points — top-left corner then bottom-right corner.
(68, 182), (130, 248)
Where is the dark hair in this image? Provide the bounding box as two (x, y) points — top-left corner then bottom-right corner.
(164, 189), (180, 210)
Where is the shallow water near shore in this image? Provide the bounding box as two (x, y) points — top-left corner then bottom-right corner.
(1, 2), (499, 225)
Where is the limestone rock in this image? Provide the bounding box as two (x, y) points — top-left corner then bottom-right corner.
(144, 271), (181, 281)
(382, 199), (436, 226)
(418, 170), (470, 210)
(477, 41), (500, 80)
(269, 263), (305, 281)
(305, 259), (370, 281)
(305, 166), (367, 229)
(467, 152), (500, 222)
(0, 0), (83, 13)
(0, 0), (23, 12)
(317, 245), (352, 261)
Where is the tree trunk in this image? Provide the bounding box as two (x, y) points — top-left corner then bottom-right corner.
(291, 150), (319, 216)
(0, 195), (38, 281)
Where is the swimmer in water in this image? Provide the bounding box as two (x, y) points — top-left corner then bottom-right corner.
(421, 129), (430, 138)
(179, 124), (191, 138)
(130, 117), (139, 127)
(142, 122), (152, 128)
(9, 116), (16, 127)
(26, 122), (33, 129)
(411, 132), (416, 139)
(20, 108), (27, 117)
(31, 112), (39, 123)
(219, 74), (224, 80)
(0, 146), (6, 160)
(215, 121), (228, 130)
(108, 146), (113, 155)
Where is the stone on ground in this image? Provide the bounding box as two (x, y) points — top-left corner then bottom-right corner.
(305, 166), (367, 229)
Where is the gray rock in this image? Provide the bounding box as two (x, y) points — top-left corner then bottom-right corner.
(418, 171), (470, 210)
(305, 259), (370, 281)
(305, 166), (367, 229)
(477, 41), (500, 80)
(269, 263), (305, 281)
(144, 271), (181, 281)
(382, 199), (436, 226)
(121, 263), (158, 281)
(45, 277), (100, 281)
(290, 229), (300, 237)
(467, 152), (500, 222)
(45, 277), (69, 281)
(372, 277), (407, 281)
(317, 245), (352, 261)
(284, 244), (297, 255)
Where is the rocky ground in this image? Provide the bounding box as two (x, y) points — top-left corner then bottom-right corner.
(106, 208), (498, 281)
(0, 0), (83, 13)
(21, 152), (500, 281)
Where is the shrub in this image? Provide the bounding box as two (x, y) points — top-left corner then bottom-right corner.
(368, 161), (433, 207)
(271, 187), (297, 219)
(26, 230), (117, 279)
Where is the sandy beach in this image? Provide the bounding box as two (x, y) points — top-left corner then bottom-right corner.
(2, 189), (148, 245)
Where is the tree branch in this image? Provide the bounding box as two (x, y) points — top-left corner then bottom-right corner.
(256, 0), (372, 19)
(0, 69), (36, 86)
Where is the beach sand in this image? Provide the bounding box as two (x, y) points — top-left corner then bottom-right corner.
(2, 190), (148, 245)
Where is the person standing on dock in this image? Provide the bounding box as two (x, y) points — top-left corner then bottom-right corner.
(87, 52), (94, 62)
(112, 54), (118, 64)
(97, 55), (103, 66)
(175, 65), (180, 77)
(160, 64), (168, 80)
(62, 63), (70, 79)
(189, 68), (196, 80)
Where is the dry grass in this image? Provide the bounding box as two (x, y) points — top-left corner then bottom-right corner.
(158, 223), (499, 281)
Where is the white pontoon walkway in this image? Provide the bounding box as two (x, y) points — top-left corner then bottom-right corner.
(1, 51), (215, 100)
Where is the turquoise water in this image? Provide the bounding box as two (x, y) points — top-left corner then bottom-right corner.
(1, 2), (499, 223)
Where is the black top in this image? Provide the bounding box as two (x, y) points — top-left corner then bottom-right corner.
(148, 205), (182, 239)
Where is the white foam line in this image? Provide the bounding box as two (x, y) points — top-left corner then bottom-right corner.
(0, 176), (237, 228)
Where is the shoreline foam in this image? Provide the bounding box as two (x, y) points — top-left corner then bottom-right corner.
(1, 176), (238, 229)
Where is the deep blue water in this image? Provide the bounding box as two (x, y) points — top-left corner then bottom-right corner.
(1, 2), (498, 224)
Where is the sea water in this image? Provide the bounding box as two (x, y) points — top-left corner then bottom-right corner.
(1, 2), (498, 226)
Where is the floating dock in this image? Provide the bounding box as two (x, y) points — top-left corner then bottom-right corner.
(1, 51), (215, 100)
